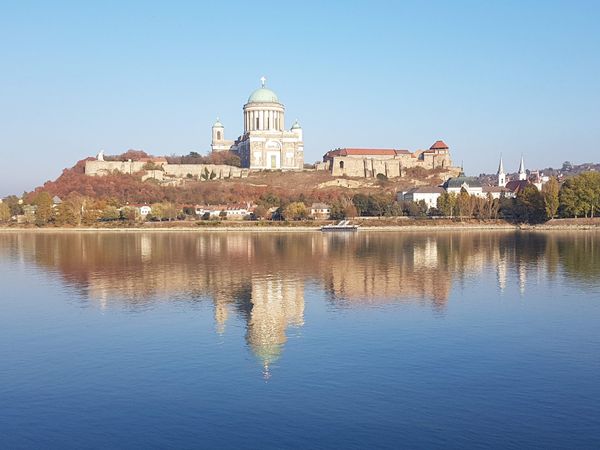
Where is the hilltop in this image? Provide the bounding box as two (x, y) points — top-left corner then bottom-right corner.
(27, 151), (455, 206)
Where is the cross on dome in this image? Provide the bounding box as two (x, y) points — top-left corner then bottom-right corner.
(260, 76), (266, 87)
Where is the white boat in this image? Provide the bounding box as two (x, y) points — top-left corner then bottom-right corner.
(320, 220), (359, 232)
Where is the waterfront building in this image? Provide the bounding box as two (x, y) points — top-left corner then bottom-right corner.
(400, 186), (445, 209)
(310, 203), (332, 219)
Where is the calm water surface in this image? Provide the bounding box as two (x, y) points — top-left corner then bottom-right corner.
(1, 231), (599, 449)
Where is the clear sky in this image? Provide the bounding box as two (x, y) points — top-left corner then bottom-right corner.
(1, 0), (599, 196)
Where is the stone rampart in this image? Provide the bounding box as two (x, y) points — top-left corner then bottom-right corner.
(327, 152), (453, 178)
(85, 160), (148, 176)
(85, 160), (247, 180)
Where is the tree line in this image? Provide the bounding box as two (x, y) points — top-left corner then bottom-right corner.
(3, 171), (599, 226)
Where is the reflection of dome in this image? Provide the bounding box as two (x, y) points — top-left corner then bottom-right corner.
(252, 343), (283, 367)
(247, 87), (279, 104)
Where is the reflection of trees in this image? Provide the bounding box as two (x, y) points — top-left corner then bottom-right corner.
(554, 232), (600, 282)
(2, 231), (598, 304)
(2, 231), (599, 368)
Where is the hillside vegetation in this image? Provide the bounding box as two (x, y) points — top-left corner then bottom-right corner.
(28, 157), (448, 206)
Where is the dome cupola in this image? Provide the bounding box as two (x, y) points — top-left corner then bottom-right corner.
(247, 76), (280, 104)
(243, 77), (285, 132)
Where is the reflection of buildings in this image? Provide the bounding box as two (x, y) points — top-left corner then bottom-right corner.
(3, 231), (593, 373)
(247, 276), (304, 376)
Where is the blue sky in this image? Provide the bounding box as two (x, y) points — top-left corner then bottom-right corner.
(1, 0), (599, 196)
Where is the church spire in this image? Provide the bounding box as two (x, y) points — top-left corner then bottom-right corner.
(518, 155), (527, 181)
(497, 154), (506, 187)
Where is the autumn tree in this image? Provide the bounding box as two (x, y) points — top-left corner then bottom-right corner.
(32, 192), (54, 226)
(283, 202), (308, 220)
(55, 198), (81, 226)
(253, 205), (268, 219)
(542, 177), (560, 219)
(456, 189), (473, 218)
(514, 185), (547, 223)
(101, 206), (121, 221)
(558, 172), (600, 218)
(344, 204), (358, 218)
(485, 193), (500, 219)
(352, 194), (369, 216)
(437, 192), (457, 217)
(574, 172), (600, 217)
(258, 192), (281, 208)
(329, 202), (347, 220)
(120, 206), (139, 222)
(0, 202), (10, 223)
(3, 196), (23, 216)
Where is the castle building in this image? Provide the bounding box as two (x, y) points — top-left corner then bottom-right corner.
(211, 77), (304, 170)
(319, 140), (454, 178)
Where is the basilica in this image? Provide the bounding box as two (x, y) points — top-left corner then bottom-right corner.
(211, 77), (304, 170)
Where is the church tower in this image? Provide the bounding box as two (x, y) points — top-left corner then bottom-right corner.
(518, 155), (527, 181)
(211, 118), (232, 152)
(291, 119), (303, 141)
(497, 155), (506, 187)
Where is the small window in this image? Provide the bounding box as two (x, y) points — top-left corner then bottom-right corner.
(339, 161), (344, 169)
(256, 118), (260, 129)
(216, 131), (221, 140)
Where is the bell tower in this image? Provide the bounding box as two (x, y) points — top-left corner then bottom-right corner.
(518, 155), (527, 181)
(497, 155), (506, 187)
(211, 118), (225, 152)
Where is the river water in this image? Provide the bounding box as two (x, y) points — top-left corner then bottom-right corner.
(1, 231), (599, 449)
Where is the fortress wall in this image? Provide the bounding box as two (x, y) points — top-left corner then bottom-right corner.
(162, 164), (245, 179)
(85, 161), (247, 179)
(330, 157), (366, 177)
(85, 160), (148, 176)
(325, 152), (453, 178)
(330, 156), (435, 178)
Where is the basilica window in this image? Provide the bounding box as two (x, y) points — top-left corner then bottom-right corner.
(217, 131), (221, 140)
(256, 118), (260, 130)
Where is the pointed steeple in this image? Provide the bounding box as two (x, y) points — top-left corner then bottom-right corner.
(518, 155), (526, 181)
(497, 155), (506, 187)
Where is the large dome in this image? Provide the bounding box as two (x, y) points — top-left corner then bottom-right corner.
(247, 87), (279, 104)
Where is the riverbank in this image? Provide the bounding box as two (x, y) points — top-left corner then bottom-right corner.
(1, 218), (599, 232)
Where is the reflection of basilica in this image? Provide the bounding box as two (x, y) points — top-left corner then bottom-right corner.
(2, 231), (596, 374)
(248, 276), (304, 375)
(212, 275), (305, 375)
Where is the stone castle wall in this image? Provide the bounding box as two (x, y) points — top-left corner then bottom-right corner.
(85, 161), (247, 180)
(326, 152), (453, 178)
(85, 160), (149, 176)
